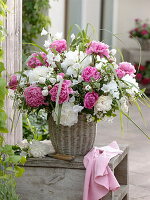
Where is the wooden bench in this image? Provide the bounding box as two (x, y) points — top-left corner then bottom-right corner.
(16, 145), (128, 200)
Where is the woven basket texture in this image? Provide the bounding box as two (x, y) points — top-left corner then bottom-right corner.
(49, 114), (97, 156)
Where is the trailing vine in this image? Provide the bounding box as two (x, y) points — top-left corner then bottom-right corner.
(22, 0), (51, 53)
(0, 1), (26, 199)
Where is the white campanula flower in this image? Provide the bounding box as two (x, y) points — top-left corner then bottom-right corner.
(69, 96), (75, 103)
(94, 95), (112, 113)
(122, 74), (139, 95)
(110, 49), (117, 56)
(96, 62), (103, 70)
(61, 50), (79, 70)
(80, 51), (92, 68)
(54, 54), (61, 62)
(42, 89), (49, 96)
(41, 28), (48, 36)
(102, 80), (118, 93)
(120, 96), (128, 113)
(54, 32), (63, 40)
(29, 140), (51, 158)
(52, 102), (82, 127)
(44, 40), (51, 48)
(47, 51), (54, 64)
(72, 79), (79, 86)
(71, 33), (75, 41)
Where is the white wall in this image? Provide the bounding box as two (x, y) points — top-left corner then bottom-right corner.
(113, 0), (150, 49)
(48, 0), (65, 36)
(82, 0), (101, 40)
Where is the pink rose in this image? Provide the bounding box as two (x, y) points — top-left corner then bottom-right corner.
(86, 41), (110, 58)
(49, 80), (73, 104)
(8, 74), (18, 90)
(24, 86), (45, 107)
(82, 66), (101, 82)
(84, 92), (99, 109)
(50, 39), (67, 53)
(27, 52), (49, 68)
(116, 62), (136, 78)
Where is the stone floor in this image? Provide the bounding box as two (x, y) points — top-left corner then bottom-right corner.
(95, 104), (150, 199)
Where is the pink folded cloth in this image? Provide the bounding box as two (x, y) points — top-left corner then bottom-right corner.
(83, 141), (123, 200)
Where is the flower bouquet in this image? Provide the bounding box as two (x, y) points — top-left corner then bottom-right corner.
(129, 19), (150, 50)
(8, 27), (149, 156)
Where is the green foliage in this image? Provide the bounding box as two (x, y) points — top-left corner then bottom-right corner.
(23, 110), (49, 141)
(22, 0), (51, 53)
(0, 179), (20, 200)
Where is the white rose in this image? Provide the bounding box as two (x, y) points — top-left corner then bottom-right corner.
(42, 89), (49, 96)
(94, 95), (112, 113)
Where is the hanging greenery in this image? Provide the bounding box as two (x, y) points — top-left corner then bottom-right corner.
(0, 1), (26, 199)
(22, 0), (51, 53)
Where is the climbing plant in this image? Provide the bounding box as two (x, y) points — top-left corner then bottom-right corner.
(22, 0), (51, 53)
(0, 1), (26, 199)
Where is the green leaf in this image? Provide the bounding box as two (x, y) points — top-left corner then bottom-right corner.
(23, 42), (48, 54)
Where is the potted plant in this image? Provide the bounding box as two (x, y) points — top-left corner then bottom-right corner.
(129, 18), (150, 50)
(135, 61), (150, 94)
(8, 27), (150, 156)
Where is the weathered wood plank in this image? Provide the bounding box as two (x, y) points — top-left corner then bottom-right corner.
(17, 145), (128, 200)
(3, 0), (22, 144)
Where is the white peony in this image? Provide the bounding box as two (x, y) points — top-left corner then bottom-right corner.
(94, 95), (112, 113)
(28, 66), (50, 84)
(29, 140), (51, 158)
(38, 77), (46, 84)
(52, 102), (83, 127)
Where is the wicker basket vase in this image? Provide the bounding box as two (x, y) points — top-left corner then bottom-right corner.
(48, 114), (97, 156)
(137, 38), (150, 50)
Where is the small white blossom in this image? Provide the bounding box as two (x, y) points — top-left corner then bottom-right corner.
(42, 89), (49, 96)
(120, 96), (128, 113)
(110, 49), (117, 56)
(72, 79), (79, 86)
(49, 77), (56, 85)
(71, 33), (75, 41)
(96, 62), (103, 70)
(41, 28), (48, 36)
(38, 77), (46, 84)
(44, 40), (51, 48)
(54, 54), (61, 62)
(85, 85), (91, 91)
(86, 114), (93, 122)
(54, 32), (63, 40)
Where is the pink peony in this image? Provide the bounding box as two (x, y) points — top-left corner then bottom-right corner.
(141, 30), (149, 35)
(50, 39), (67, 53)
(24, 86), (45, 107)
(116, 62), (136, 78)
(8, 74), (18, 90)
(86, 41), (110, 58)
(49, 80), (73, 104)
(27, 52), (49, 68)
(82, 66), (101, 82)
(84, 92), (99, 109)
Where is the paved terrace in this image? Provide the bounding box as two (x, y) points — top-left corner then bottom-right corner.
(95, 103), (150, 200)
